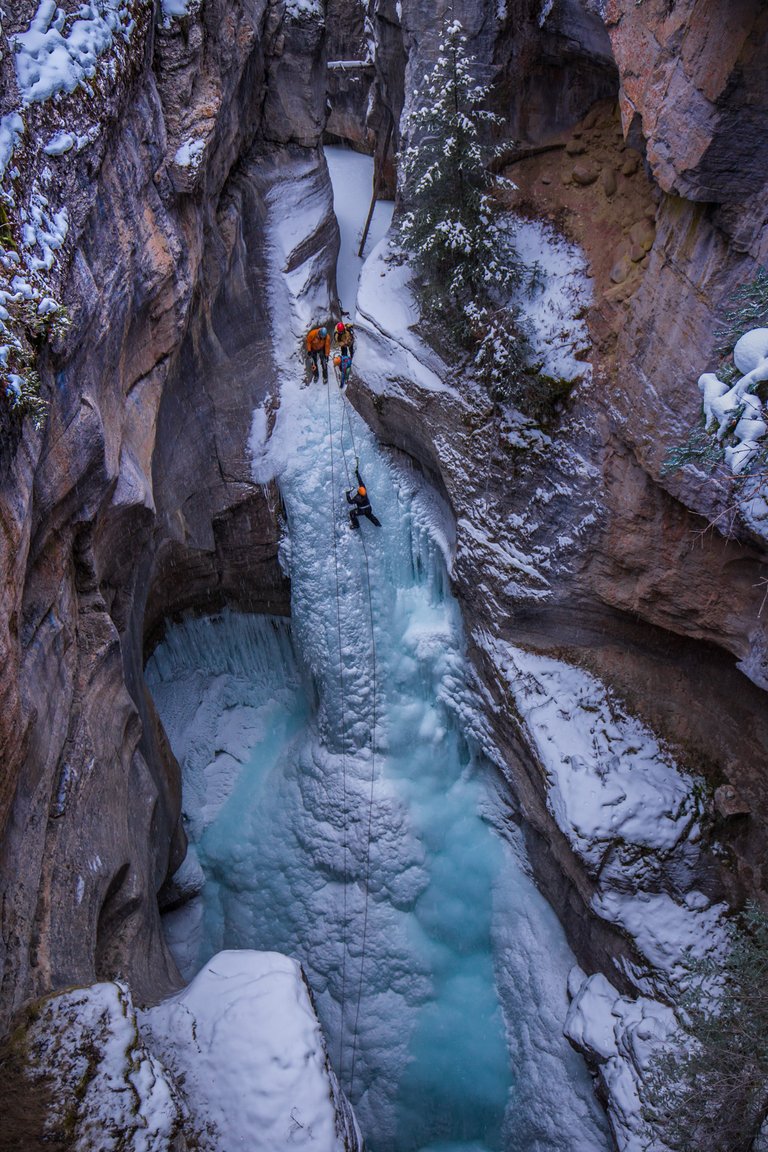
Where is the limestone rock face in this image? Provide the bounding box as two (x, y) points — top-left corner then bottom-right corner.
(0, 0), (331, 1031)
(325, 0), (375, 152)
(606, 0), (768, 204)
(596, 2), (768, 687)
(365, 0), (617, 156)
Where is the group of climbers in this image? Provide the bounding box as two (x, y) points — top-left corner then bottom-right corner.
(305, 321), (354, 388)
(305, 321), (380, 533)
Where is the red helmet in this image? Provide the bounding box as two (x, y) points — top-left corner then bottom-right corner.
(336, 322), (345, 334)
(358, 486), (366, 496)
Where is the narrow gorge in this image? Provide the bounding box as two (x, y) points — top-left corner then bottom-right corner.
(1, 2), (767, 1150)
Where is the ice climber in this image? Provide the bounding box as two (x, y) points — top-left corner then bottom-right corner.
(306, 325), (331, 382)
(346, 464), (382, 531)
(333, 347), (352, 389)
(334, 321), (355, 360)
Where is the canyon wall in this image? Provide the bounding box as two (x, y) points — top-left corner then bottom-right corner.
(354, 0), (768, 971)
(0, 0), (333, 1032)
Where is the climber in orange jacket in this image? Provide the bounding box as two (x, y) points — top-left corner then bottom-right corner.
(306, 325), (331, 382)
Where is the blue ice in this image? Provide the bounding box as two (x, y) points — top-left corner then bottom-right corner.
(147, 382), (609, 1152)
(145, 146), (609, 1152)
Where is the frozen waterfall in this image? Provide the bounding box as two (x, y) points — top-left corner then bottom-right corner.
(145, 148), (610, 1152)
(147, 389), (609, 1152)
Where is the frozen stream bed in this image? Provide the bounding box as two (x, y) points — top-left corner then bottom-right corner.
(146, 149), (610, 1152)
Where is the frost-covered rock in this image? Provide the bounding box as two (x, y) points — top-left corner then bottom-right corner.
(356, 237), (456, 399)
(482, 644), (727, 1149)
(354, 221), (599, 613)
(494, 644), (726, 993)
(0, 0), (149, 414)
(139, 950), (363, 1152)
(12, 958), (361, 1152)
(695, 326), (768, 542)
(16, 981), (187, 1150)
(698, 326), (768, 475)
(510, 216), (593, 387)
(565, 970), (677, 1152)
(12, 0), (138, 105)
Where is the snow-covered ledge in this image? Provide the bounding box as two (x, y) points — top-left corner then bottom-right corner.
(354, 217), (601, 607)
(483, 640), (726, 1151)
(13, 952), (362, 1151)
(697, 326), (768, 540)
(139, 951), (362, 1151)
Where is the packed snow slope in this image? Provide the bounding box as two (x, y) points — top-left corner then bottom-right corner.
(325, 146), (394, 313)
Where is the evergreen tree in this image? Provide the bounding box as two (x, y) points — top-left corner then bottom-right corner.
(398, 20), (529, 401)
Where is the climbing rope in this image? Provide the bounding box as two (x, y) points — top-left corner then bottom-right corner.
(295, 361), (380, 1099)
(335, 385), (379, 1098)
(326, 378), (350, 1082)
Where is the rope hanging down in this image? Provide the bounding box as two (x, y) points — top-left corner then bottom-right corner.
(336, 387), (377, 1096)
(326, 380), (350, 1082)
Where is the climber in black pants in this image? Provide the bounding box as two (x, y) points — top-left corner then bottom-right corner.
(346, 465), (382, 531)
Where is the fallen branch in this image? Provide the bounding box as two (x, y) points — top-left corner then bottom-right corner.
(489, 142), (566, 173)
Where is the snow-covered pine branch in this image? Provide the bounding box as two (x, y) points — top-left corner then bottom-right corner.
(397, 18), (532, 403)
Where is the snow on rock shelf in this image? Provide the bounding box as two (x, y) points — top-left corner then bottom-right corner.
(160, 0), (198, 23)
(486, 642), (725, 985)
(1, 0), (147, 418)
(12, 960), (359, 1151)
(16, 980), (186, 1150)
(139, 950), (363, 1152)
(355, 211), (592, 406)
(511, 215), (593, 387)
(564, 970), (677, 1152)
(481, 639), (727, 1151)
(355, 236), (457, 399)
(12, 0), (137, 105)
(354, 208), (601, 614)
